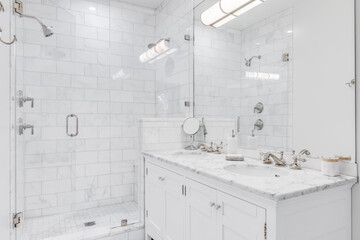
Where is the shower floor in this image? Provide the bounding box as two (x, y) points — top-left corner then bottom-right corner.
(20, 202), (142, 240)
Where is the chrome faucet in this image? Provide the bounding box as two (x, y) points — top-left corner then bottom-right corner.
(197, 142), (223, 154)
(261, 151), (286, 166)
(290, 149), (311, 170)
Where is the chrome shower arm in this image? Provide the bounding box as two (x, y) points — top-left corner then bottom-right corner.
(19, 14), (46, 27)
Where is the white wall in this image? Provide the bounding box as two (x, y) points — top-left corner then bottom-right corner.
(0, 0), (12, 238)
(293, 0), (356, 159)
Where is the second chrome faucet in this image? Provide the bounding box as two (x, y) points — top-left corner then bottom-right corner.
(261, 149), (311, 170)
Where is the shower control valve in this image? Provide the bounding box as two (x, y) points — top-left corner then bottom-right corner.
(18, 90), (34, 108)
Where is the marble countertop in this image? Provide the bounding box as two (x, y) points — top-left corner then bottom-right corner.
(143, 150), (357, 202)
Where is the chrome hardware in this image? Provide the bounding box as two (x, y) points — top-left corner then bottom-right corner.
(197, 142), (223, 154)
(18, 118), (34, 135)
(264, 223), (267, 240)
(66, 114), (79, 137)
(18, 90), (34, 108)
(254, 102), (264, 114)
(299, 149), (311, 156)
(345, 79), (355, 88)
(0, 2), (4, 12)
(215, 204), (221, 210)
(245, 55), (261, 67)
(184, 101), (191, 107)
(13, 0), (23, 15)
(290, 149), (310, 170)
(13, 212), (23, 228)
(254, 119), (264, 131)
(14, 0), (53, 38)
(158, 177), (165, 181)
(0, 28), (17, 45)
(184, 34), (191, 41)
(121, 219), (128, 227)
(209, 202), (216, 207)
(290, 157), (306, 170)
(282, 53), (290, 62)
(261, 151), (286, 166)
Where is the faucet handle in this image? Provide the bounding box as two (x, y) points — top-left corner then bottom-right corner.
(290, 157), (306, 170)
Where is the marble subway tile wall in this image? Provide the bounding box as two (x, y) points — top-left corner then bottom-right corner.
(15, 0), (156, 218)
(155, 0), (194, 117)
(194, 21), (243, 117)
(194, 8), (293, 152)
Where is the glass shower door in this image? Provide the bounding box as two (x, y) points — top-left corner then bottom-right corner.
(11, 1), (141, 239)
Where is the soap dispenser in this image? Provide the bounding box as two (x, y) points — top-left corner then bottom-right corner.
(227, 130), (238, 154)
(247, 129), (258, 149)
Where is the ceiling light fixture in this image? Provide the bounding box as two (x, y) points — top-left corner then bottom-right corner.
(201, 0), (266, 28)
(139, 38), (172, 63)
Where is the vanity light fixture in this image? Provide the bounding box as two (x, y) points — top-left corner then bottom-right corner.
(201, 0), (266, 28)
(139, 38), (171, 63)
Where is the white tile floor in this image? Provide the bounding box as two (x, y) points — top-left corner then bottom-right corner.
(20, 202), (142, 240)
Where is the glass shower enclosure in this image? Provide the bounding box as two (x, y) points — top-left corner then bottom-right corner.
(11, 0), (145, 239)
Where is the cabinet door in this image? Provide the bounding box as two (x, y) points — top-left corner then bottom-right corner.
(146, 163), (166, 239)
(163, 168), (185, 240)
(216, 191), (266, 240)
(185, 178), (217, 240)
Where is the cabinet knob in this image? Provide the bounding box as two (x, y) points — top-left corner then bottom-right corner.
(158, 177), (165, 181)
(215, 204), (221, 210)
(209, 202), (215, 207)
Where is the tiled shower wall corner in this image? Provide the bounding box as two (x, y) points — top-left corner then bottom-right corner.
(155, 0), (194, 118)
(15, 0), (156, 218)
(194, 8), (293, 152)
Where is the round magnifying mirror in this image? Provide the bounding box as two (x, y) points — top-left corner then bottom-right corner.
(182, 118), (200, 135)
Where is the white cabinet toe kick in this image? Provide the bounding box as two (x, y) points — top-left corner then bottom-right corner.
(143, 155), (353, 240)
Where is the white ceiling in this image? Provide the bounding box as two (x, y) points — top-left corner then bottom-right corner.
(119, 0), (164, 9)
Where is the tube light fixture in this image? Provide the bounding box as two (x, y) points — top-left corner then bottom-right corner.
(139, 39), (171, 63)
(201, 0), (266, 28)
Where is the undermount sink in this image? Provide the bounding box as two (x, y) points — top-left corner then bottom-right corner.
(224, 164), (289, 178)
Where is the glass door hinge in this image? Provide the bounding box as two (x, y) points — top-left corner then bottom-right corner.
(264, 223), (267, 240)
(13, 212), (23, 228)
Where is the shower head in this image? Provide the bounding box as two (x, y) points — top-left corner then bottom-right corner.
(245, 55), (261, 67)
(20, 14), (54, 38)
(41, 24), (54, 37)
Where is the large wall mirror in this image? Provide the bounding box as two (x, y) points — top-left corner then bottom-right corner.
(193, 0), (356, 161)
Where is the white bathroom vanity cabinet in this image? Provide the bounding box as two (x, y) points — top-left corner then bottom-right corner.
(144, 154), (355, 240)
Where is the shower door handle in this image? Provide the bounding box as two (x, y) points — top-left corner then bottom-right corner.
(66, 114), (78, 137)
